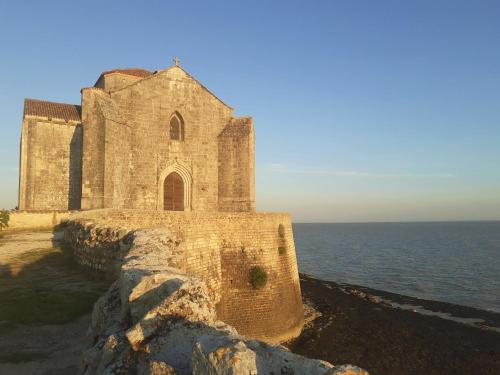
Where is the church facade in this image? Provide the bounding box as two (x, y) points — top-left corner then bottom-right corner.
(18, 63), (255, 213)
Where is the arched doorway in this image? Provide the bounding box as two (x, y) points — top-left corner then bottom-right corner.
(163, 172), (184, 211)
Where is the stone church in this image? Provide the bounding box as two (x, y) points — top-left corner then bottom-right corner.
(16, 62), (306, 345)
(18, 61), (255, 213)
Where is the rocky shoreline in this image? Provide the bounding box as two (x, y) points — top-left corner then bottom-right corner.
(287, 273), (500, 375)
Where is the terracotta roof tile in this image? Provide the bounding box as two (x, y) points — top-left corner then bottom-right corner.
(24, 99), (81, 122)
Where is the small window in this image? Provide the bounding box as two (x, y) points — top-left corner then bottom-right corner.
(170, 113), (184, 141)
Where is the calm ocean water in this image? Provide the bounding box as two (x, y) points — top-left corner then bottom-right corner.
(293, 222), (500, 313)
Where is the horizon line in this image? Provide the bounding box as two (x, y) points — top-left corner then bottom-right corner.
(293, 219), (500, 224)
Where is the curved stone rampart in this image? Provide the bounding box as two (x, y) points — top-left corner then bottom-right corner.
(81, 228), (367, 374)
(64, 209), (303, 343)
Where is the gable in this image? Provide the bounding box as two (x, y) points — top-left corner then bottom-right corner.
(109, 66), (233, 110)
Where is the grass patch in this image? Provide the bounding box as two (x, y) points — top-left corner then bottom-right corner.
(0, 351), (48, 364)
(0, 288), (103, 326)
(0, 246), (110, 327)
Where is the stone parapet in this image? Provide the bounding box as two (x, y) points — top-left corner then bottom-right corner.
(63, 209), (303, 343)
(79, 227), (368, 375)
(5, 211), (71, 231)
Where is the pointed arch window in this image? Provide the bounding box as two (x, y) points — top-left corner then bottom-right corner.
(170, 113), (184, 141)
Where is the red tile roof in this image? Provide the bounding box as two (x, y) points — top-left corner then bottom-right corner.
(24, 99), (81, 122)
(101, 68), (152, 78)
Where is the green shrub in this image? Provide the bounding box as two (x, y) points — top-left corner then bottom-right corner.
(249, 266), (268, 289)
(278, 246), (287, 255)
(0, 210), (10, 231)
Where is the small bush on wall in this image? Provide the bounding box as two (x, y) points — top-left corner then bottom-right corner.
(278, 246), (287, 255)
(249, 266), (268, 289)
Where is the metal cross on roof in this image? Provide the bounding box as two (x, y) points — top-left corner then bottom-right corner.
(173, 57), (180, 66)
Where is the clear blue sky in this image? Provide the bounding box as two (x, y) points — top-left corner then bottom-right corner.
(1, 0), (499, 222)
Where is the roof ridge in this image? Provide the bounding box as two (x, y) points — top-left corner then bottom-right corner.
(95, 68), (152, 86)
(24, 98), (81, 122)
(102, 67), (151, 73)
(24, 98), (81, 107)
(108, 65), (233, 109)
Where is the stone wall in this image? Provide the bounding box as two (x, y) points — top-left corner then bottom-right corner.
(64, 209), (303, 343)
(82, 228), (367, 375)
(94, 73), (143, 92)
(63, 222), (130, 276)
(108, 67), (233, 211)
(80, 89), (107, 210)
(80, 67), (254, 213)
(19, 66), (257, 213)
(82, 67), (226, 211)
(18, 116), (82, 211)
(217, 117), (255, 212)
(6, 211), (71, 230)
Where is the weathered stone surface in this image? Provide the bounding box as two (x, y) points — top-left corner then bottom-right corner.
(82, 227), (229, 373)
(66, 214), (305, 344)
(19, 64), (255, 213)
(80, 226), (368, 375)
(138, 360), (179, 375)
(143, 320), (236, 374)
(82, 282), (132, 375)
(125, 274), (217, 351)
(18, 110), (82, 211)
(192, 334), (366, 375)
(192, 336), (258, 374)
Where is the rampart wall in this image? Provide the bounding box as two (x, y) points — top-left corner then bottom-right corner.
(64, 209), (304, 343)
(6, 211), (71, 231)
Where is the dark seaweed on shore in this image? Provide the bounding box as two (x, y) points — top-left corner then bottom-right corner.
(287, 274), (500, 375)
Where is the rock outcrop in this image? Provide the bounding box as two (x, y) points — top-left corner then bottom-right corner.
(75, 227), (368, 375)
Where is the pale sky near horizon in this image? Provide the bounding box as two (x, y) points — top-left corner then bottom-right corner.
(0, 0), (499, 222)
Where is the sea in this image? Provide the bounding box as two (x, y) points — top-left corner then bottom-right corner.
(293, 221), (500, 313)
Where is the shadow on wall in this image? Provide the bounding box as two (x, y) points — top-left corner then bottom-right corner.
(68, 125), (83, 211)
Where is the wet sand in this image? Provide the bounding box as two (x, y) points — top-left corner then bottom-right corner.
(287, 273), (500, 375)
